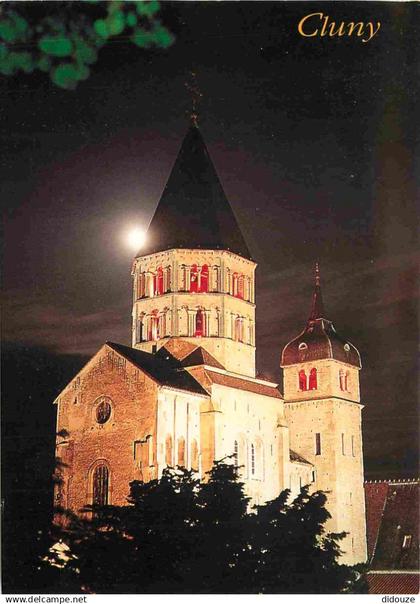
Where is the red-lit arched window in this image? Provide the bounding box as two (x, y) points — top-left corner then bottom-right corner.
(237, 275), (244, 299)
(200, 264), (209, 292)
(190, 264), (198, 292)
(309, 368), (317, 390)
(344, 371), (349, 391)
(195, 309), (205, 337)
(299, 370), (307, 391)
(156, 266), (164, 295)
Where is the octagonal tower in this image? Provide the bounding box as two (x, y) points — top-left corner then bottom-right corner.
(131, 124), (256, 378)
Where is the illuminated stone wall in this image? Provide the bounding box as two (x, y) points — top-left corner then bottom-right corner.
(131, 248), (256, 377)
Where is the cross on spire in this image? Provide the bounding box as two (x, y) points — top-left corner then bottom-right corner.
(309, 261), (325, 320)
(185, 71), (203, 126)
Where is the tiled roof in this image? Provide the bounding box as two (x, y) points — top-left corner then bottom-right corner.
(364, 480), (419, 570)
(106, 342), (209, 396)
(137, 124), (251, 259)
(281, 318), (361, 368)
(203, 369), (283, 399)
(181, 346), (225, 370)
(364, 481), (389, 560)
(290, 450), (313, 466)
(367, 572), (420, 594)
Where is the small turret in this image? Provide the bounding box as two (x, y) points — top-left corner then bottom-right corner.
(281, 263), (361, 369)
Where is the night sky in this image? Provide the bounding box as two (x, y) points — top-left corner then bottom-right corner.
(2, 1), (418, 484)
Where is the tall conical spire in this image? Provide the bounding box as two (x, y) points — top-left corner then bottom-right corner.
(309, 262), (325, 320)
(139, 124), (251, 259)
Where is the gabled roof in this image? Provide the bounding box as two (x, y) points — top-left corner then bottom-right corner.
(290, 450), (313, 466)
(181, 346), (225, 370)
(138, 124), (251, 259)
(106, 342), (208, 396)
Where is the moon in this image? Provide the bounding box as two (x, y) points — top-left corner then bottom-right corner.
(126, 227), (146, 251)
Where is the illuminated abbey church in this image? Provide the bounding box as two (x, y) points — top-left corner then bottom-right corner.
(54, 123), (367, 565)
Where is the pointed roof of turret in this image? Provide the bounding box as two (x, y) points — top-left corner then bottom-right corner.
(281, 264), (361, 368)
(138, 124), (251, 259)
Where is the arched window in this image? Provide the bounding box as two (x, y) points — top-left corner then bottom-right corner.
(177, 437), (186, 467)
(136, 319), (143, 344)
(191, 439), (199, 471)
(148, 312), (160, 341)
(251, 443), (256, 476)
(233, 440), (239, 468)
(190, 264), (198, 292)
(156, 266), (164, 295)
(309, 368), (317, 390)
(195, 309), (205, 337)
(339, 369), (345, 391)
(234, 316), (244, 342)
(299, 369), (307, 391)
(237, 275), (244, 299)
(92, 464), (109, 506)
(200, 264), (209, 292)
(165, 435), (172, 466)
(145, 273), (154, 297)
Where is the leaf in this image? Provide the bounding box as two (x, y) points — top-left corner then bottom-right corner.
(107, 11), (125, 36)
(93, 19), (109, 39)
(136, 1), (160, 18)
(126, 12), (137, 28)
(0, 20), (19, 43)
(132, 27), (152, 48)
(39, 36), (73, 57)
(73, 37), (97, 65)
(11, 13), (29, 38)
(52, 63), (81, 89)
(151, 24), (174, 48)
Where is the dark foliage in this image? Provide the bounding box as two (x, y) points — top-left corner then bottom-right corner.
(36, 462), (364, 594)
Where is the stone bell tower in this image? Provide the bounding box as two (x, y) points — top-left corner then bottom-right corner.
(281, 265), (367, 565)
(131, 123), (256, 377)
